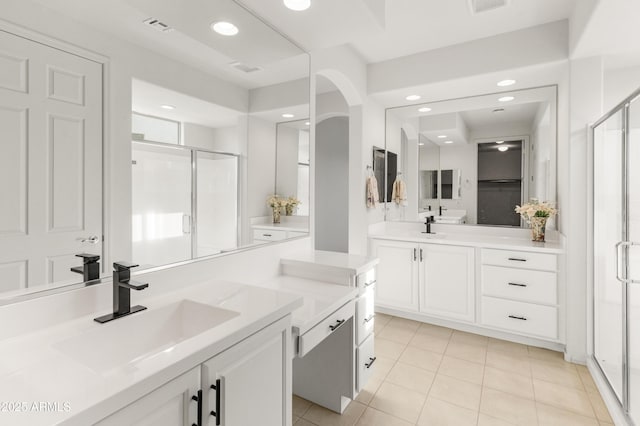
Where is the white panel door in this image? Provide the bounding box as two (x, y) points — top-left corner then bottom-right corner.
(0, 30), (102, 291)
(420, 244), (475, 322)
(371, 239), (420, 311)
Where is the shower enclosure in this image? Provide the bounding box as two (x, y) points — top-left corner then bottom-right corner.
(592, 87), (640, 424)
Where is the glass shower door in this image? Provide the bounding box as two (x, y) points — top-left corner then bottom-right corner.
(593, 109), (625, 402)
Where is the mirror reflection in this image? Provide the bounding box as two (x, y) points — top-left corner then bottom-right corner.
(386, 86), (557, 228)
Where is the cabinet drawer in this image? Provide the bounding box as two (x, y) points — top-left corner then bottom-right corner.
(356, 333), (375, 393)
(298, 301), (355, 357)
(252, 229), (287, 241)
(482, 266), (557, 305)
(481, 248), (557, 271)
(356, 285), (375, 345)
(288, 231), (308, 238)
(356, 268), (377, 291)
(481, 296), (558, 340)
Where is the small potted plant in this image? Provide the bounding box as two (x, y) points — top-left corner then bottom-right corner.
(285, 196), (300, 216)
(515, 199), (558, 242)
(267, 195), (285, 224)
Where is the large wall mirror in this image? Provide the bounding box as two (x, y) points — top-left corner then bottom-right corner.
(384, 86), (557, 228)
(0, 0), (310, 297)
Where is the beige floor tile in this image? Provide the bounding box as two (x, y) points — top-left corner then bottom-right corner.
(385, 362), (436, 394)
(576, 364), (599, 393)
(417, 322), (453, 339)
(355, 407), (413, 426)
(417, 396), (478, 426)
(369, 381), (427, 423)
(303, 401), (366, 426)
(483, 366), (535, 399)
(450, 330), (489, 347)
(398, 345), (442, 372)
(294, 395), (314, 418)
(488, 338), (529, 357)
(374, 337), (406, 360)
(429, 374), (482, 411)
(409, 331), (450, 354)
(374, 313), (393, 327)
(530, 358), (583, 390)
(528, 346), (565, 362)
(587, 389), (614, 423)
(374, 320), (387, 334)
(295, 417), (318, 425)
(387, 316), (422, 331)
(445, 340), (487, 364)
(294, 416), (300, 424)
(485, 350), (532, 376)
(480, 387), (538, 426)
(377, 324), (417, 345)
(533, 379), (595, 418)
(369, 355), (396, 382)
(536, 402), (599, 426)
(355, 377), (382, 405)
(477, 413), (517, 425)
(438, 355), (485, 384)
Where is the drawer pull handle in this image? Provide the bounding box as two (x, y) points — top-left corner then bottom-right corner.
(364, 315), (375, 323)
(263, 233), (272, 237)
(364, 280), (377, 288)
(508, 257), (527, 262)
(413, 248), (417, 261)
(329, 319), (346, 332)
(508, 282), (527, 287)
(365, 356), (377, 369)
(508, 315), (527, 321)
(210, 379), (221, 425)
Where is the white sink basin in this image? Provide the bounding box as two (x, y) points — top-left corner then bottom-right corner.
(55, 300), (239, 372)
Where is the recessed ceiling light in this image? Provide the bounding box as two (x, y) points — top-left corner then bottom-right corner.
(161, 104), (175, 110)
(305, 121), (310, 125)
(282, 113), (294, 118)
(406, 95), (421, 101)
(437, 135), (447, 139)
(211, 21), (239, 36)
(498, 96), (515, 102)
(283, 0), (311, 11)
(495, 140), (505, 144)
(498, 146), (509, 152)
(418, 142), (425, 146)
(418, 107), (431, 112)
(444, 140), (453, 144)
(497, 79), (516, 87)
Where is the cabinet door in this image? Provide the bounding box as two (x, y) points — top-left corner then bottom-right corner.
(420, 244), (475, 322)
(203, 328), (287, 426)
(371, 239), (419, 311)
(96, 367), (200, 426)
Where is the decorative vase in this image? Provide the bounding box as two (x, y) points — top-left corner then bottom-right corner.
(272, 207), (281, 224)
(530, 216), (548, 242)
(285, 204), (294, 216)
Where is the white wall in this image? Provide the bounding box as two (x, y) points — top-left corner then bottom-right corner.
(183, 122), (242, 154)
(530, 104), (553, 202)
(275, 125), (300, 199)
(603, 65), (640, 112)
(247, 116), (277, 219)
(439, 144), (478, 224)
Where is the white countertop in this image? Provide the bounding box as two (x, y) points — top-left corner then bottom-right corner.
(252, 222), (309, 233)
(280, 250), (379, 276)
(370, 228), (564, 254)
(259, 276), (358, 335)
(0, 281), (302, 426)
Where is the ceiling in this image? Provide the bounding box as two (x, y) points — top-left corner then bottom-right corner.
(460, 102), (541, 132)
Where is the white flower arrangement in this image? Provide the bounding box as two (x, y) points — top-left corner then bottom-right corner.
(515, 199), (558, 223)
(267, 195), (286, 209)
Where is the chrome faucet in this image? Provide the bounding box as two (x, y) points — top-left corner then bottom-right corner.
(94, 261), (148, 323)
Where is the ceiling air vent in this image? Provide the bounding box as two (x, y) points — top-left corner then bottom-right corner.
(229, 61), (262, 73)
(143, 18), (174, 33)
(468, 0), (509, 14)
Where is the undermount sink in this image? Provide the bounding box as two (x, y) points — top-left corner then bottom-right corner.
(54, 300), (239, 373)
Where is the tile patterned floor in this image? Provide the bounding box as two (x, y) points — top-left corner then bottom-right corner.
(293, 314), (615, 426)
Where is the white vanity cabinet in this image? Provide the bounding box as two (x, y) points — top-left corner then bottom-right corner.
(371, 239), (474, 322)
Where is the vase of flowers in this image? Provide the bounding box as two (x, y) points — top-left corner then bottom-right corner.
(515, 200), (558, 242)
(285, 196), (300, 216)
(267, 195), (285, 224)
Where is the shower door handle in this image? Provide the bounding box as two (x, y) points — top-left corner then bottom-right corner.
(615, 241), (640, 284)
(182, 214), (192, 234)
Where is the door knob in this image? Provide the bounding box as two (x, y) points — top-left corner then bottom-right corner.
(79, 235), (99, 244)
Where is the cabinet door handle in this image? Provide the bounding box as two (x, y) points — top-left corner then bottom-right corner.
(263, 233), (272, 237)
(413, 248), (417, 261)
(508, 315), (527, 321)
(508, 257), (527, 262)
(364, 314), (375, 323)
(329, 319), (346, 332)
(210, 379), (221, 425)
(365, 356), (377, 369)
(508, 282), (527, 287)
(419, 248), (423, 262)
(191, 389), (202, 426)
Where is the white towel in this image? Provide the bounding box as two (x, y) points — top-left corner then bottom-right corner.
(366, 176), (379, 208)
(392, 178), (407, 206)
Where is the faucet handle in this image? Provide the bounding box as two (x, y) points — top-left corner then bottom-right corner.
(76, 253), (100, 264)
(113, 261), (139, 271)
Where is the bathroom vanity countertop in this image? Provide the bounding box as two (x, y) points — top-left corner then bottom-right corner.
(281, 250), (379, 276)
(252, 222), (310, 233)
(259, 275), (358, 336)
(0, 280), (302, 426)
(369, 228), (564, 254)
